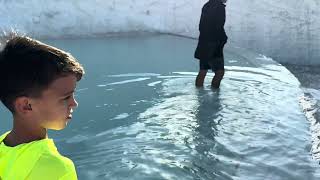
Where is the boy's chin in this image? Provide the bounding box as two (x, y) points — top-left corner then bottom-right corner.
(48, 122), (69, 131)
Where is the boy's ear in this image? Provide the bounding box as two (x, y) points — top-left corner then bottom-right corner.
(14, 97), (33, 114)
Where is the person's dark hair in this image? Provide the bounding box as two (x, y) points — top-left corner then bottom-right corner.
(0, 35), (84, 113)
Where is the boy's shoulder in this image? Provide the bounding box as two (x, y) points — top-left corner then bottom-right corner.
(38, 143), (75, 169)
(27, 139), (77, 179)
(0, 133), (77, 180)
(0, 132), (77, 180)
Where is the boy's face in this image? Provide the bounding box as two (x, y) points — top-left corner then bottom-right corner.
(31, 74), (79, 130)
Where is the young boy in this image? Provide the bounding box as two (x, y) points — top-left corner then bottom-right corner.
(0, 35), (84, 179)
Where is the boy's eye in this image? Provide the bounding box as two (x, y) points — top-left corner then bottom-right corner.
(64, 95), (72, 100)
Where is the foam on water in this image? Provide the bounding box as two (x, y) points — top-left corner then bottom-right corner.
(147, 81), (162, 87)
(105, 77), (151, 86)
(111, 113), (130, 121)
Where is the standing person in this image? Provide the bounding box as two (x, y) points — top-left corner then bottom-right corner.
(194, 0), (228, 88)
(0, 35), (84, 179)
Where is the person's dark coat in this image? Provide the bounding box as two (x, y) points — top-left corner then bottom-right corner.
(195, 0), (228, 60)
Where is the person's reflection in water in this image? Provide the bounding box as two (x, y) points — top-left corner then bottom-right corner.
(194, 88), (222, 155)
(188, 88), (236, 179)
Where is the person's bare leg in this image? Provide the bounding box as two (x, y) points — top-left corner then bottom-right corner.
(196, 70), (208, 87)
(211, 69), (224, 88)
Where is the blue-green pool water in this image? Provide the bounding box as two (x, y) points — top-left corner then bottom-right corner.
(0, 34), (319, 180)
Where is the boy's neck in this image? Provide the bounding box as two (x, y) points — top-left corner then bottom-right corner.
(4, 118), (48, 147)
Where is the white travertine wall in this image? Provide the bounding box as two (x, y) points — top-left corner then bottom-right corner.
(0, 0), (319, 65)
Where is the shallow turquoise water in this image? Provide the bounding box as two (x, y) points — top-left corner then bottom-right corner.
(0, 34), (319, 179)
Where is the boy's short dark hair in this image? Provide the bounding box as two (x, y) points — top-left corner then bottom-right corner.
(0, 35), (85, 112)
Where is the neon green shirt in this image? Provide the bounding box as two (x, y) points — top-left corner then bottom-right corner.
(0, 132), (77, 180)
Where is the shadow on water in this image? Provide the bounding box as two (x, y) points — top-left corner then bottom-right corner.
(283, 64), (320, 90)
